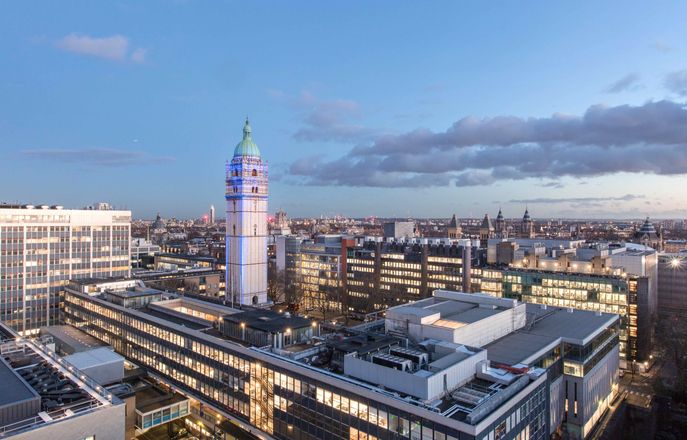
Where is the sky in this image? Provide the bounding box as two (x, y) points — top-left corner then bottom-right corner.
(2, 1), (687, 220)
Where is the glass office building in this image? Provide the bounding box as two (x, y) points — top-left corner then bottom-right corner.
(64, 284), (550, 440)
(0, 205), (130, 334)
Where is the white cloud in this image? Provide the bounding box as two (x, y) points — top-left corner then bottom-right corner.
(56, 33), (146, 63)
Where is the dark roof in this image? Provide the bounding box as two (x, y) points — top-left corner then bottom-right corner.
(143, 309), (211, 331)
(0, 357), (40, 407)
(225, 310), (311, 332)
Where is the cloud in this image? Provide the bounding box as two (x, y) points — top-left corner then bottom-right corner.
(21, 148), (174, 167)
(289, 100), (687, 187)
(509, 194), (643, 204)
(665, 70), (687, 96)
(653, 41), (673, 53)
(269, 90), (376, 143)
(56, 34), (146, 63)
(604, 73), (642, 93)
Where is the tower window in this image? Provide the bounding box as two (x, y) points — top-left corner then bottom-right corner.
(233, 225), (236, 235)
(253, 225), (257, 236)
(252, 169), (257, 176)
(233, 170), (238, 177)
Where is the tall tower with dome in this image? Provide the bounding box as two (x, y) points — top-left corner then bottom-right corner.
(225, 119), (268, 306)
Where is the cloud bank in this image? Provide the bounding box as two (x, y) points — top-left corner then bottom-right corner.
(289, 100), (687, 188)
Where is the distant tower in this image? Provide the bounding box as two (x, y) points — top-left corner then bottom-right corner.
(634, 217), (663, 251)
(479, 213), (495, 244)
(521, 207), (534, 238)
(495, 208), (507, 238)
(447, 214), (462, 239)
(210, 205), (215, 224)
(225, 119), (268, 306)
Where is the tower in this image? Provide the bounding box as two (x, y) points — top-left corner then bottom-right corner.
(447, 214), (462, 239)
(210, 205), (215, 224)
(521, 207), (534, 238)
(495, 208), (507, 238)
(225, 119), (268, 306)
(479, 213), (495, 245)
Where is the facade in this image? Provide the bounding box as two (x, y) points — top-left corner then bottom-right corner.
(383, 222), (416, 239)
(225, 119), (269, 306)
(63, 281), (618, 440)
(480, 268), (650, 363)
(0, 205), (130, 334)
(479, 215), (494, 243)
(346, 239), (476, 317)
(447, 215), (462, 239)
(657, 254), (687, 317)
(520, 209), (534, 239)
(277, 235), (354, 317)
(0, 322), (125, 440)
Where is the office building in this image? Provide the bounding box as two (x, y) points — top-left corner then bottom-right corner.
(346, 238), (477, 317)
(383, 221), (416, 239)
(0, 322), (124, 439)
(277, 235), (353, 317)
(63, 279), (618, 440)
(210, 204), (215, 224)
(657, 253), (687, 317)
(0, 204), (131, 334)
(225, 119), (268, 306)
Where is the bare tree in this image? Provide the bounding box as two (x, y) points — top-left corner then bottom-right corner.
(267, 261), (286, 304)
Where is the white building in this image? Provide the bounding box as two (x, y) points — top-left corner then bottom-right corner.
(225, 119), (268, 306)
(0, 205), (131, 334)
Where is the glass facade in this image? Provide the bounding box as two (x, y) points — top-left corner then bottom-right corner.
(0, 209), (131, 334)
(64, 290), (549, 440)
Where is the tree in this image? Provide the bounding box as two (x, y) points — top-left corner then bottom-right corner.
(267, 261), (286, 304)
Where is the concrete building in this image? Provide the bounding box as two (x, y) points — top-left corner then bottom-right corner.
(62, 280), (618, 440)
(225, 119), (268, 306)
(383, 221), (416, 239)
(0, 322), (124, 440)
(0, 204), (131, 334)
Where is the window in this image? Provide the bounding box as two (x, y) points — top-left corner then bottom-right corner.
(252, 169), (257, 176)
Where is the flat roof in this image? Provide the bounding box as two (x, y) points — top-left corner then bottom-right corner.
(225, 309), (312, 333)
(41, 325), (105, 354)
(0, 357), (39, 407)
(486, 333), (558, 366)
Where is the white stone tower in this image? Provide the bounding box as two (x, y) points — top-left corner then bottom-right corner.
(225, 119), (268, 306)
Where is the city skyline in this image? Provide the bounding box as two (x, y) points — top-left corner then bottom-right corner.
(2, 1), (687, 219)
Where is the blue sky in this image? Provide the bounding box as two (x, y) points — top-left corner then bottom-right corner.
(2, 1), (687, 219)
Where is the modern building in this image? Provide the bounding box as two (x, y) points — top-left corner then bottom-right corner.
(131, 237), (161, 269)
(0, 204), (131, 334)
(346, 238), (477, 317)
(657, 253), (687, 317)
(225, 119), (268, 306)
(63, 279), (618, 440)
(383, 221), (416, 239)
(210, 205), (216, 225)
(0, 322), (124, 440)
(278, 235), (353, 317)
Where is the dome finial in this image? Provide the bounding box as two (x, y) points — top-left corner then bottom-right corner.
(243, 117), (252, 139)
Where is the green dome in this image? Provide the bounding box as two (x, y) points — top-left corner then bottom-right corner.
(234, 118), (261, 157)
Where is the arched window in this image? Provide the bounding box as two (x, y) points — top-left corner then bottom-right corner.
(233, 170), (238, 177)
(233, 225), (236, 235)
(252, 169), (257, 176)
(233, 201), (236, 212)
